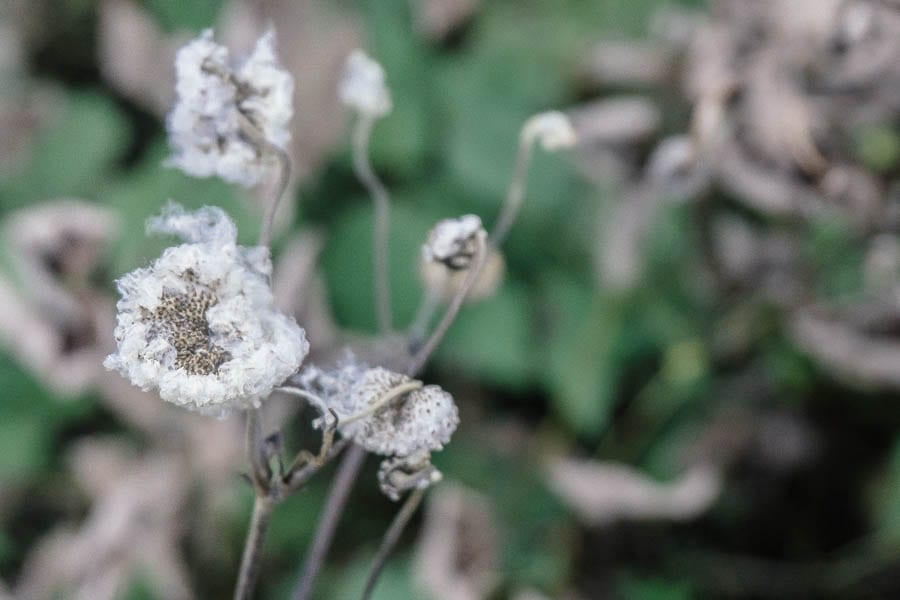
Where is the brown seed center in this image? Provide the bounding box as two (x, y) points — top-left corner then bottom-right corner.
(144, 273), (232, 375)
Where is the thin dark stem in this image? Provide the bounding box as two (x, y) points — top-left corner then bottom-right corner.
(352, 114), (393, 333)
(292, 444), (367, 600)
(283, 438), (350, 495)
(244, 408), (268, 493)
(406, 232), (488, 376)
(259, 145), (291, 249)
(489, 132), (533, 247)
(231, 111), (292, 249)
(360, 488), (426, 600)
(234, 495), (274, 600)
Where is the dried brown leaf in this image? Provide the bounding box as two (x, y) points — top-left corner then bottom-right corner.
(546, 457), (721, 526)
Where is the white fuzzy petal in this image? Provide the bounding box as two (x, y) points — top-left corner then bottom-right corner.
(105, 204), (308, 415)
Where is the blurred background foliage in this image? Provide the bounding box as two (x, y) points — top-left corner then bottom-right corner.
(0, 0), (899, 599)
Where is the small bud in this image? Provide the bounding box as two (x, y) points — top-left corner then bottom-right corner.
(522, 110), (577, 151)
(419, 246), (505, 304)
(422, 214), (484, 270)
(378, 451), (441, 501)
(338, 50), (392, 118)
(419, 214), (502, 303)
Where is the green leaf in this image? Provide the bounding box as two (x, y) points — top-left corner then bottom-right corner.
(322, 554), (425, 600)
(617, 573), (693, 600)
(542, 285), (623, 436)
(101, 139), (260, 279)
(436, 437), (571, 590)
(139, 0), (224, 32)
(364, 0), (432, 174)
(0, 353), (93, 480)
(872, 436), (900, 547)
(0, 92), (130, 210)
(320, 200), (439, 333)
(436, 280), (536, 389)
(855, 125), (900, 173)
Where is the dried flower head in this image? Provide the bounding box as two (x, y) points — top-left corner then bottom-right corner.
(338, 50), (392, 118)
(422, 214), (484, 270)
(299, 363), (459, 458)
(522, 110), (577, 151)
(378, 451), (443, 501)
(104, 203), (308, 415)
(167, 29), (293, 187)
(419, 246), (505, 303)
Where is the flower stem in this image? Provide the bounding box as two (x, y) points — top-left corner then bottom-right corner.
(407, 285), (442, 351)
(352, 113), (393, 334)
(259, 144), (291, 249)
(406, 231), (488, 376)
(339, 380), (423, 427)
(245, 408), (268, 493)
(232, 110), (292, 249)
(234, 495), (274, 600)
(292, 444), (367, 600)
(489, 128), (534, 247)
(360, 488), (426, 600)
(283, 438), (350, 496)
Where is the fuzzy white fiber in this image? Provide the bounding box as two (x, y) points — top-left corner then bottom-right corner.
(523, 110), (577, 151)
(104, 204), (308, 415)
(338, 50), (392, 118)
(422, 214), (484, 270)
(299, 363), (459, 458)
(167, 29), (293, 187)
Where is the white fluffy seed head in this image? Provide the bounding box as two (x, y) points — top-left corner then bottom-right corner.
(422, 214), (484, 270)
(419, 245), (505, 303)
(522, 110), (577, 151)
(347, 369), (459, 457)
(104, 203), (309, 415)
(338, 50), (392, 118)
(166, 29), (294, 187)
(298, 364), (460, 458)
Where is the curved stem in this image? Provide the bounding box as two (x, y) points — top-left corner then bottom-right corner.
(234, 495), (274, 600)
(292, 444), (367, 600)
(283, 438), (350, 496)
(360, 488), (426, 600)
(407, 285), (443, 351)
(406, 231), (488, 376)
(339, 380), (423, 427)
(489, 131), (534, 247)
(275, 386), (329, 416)
(259, 145), (291, 249)
(352, 114), (393, 333)
(232, 110), (292, 249)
